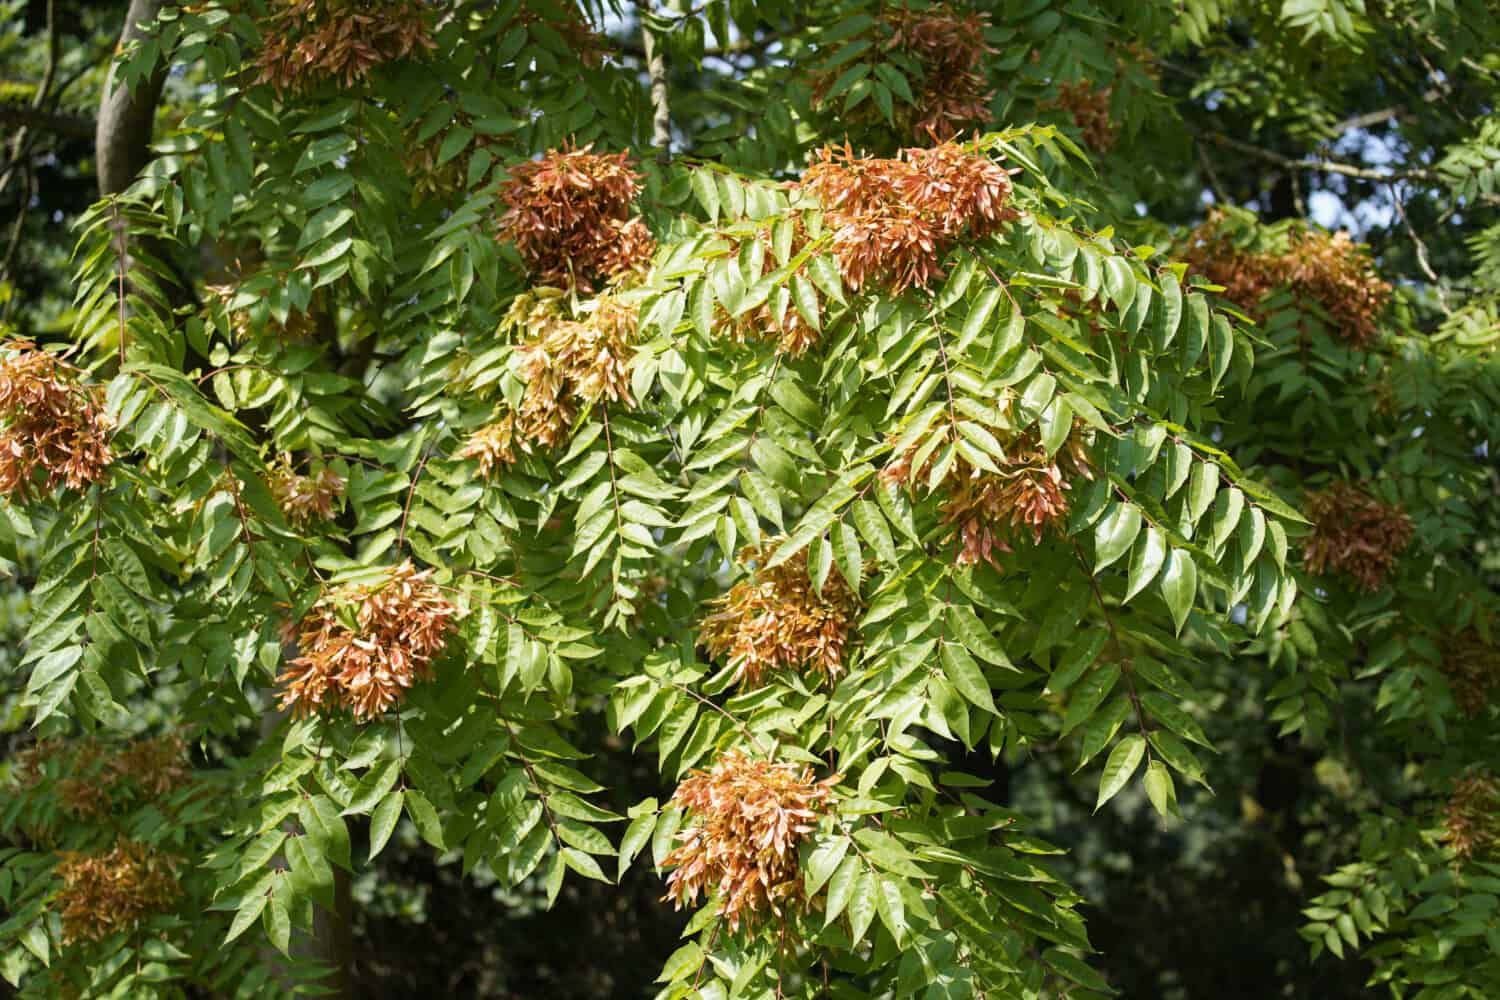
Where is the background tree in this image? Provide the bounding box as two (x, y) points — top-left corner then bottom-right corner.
(1, 1), (1498, 998)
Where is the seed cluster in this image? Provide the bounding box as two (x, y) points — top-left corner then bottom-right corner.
(278, 561), (458, 719)
(1041, 79), (1117, 152)
(801, 142), (1019, 294)
(698, 540), (861, 689)
(254, 0), (435, 94)
(811, 2), (994, 142)
(269, 456), (345, 527)
(13, 733), (191, 821)
(0, 344), (112, 502)
(1440, 628), (1500, 718)
(461, 289), (640, 473)
(497, 146), (655, 292)
(1183, 217), (1391, 347)
(883, 425), (1092, 568)
(662, 751), (838, 931)
(54, 840), (180, 944)
(1442, 773), (1500, 862)
(1301, 481), (1413, 591)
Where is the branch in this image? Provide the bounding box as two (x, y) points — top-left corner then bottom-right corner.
(1387, 181), (1451, 316)
(0, 103), (94, 139)
(1202, 132), (1435, 183)
(96, 0), (169, 197)
(0, 0), (60, 202)
(641, 19), (672, 164)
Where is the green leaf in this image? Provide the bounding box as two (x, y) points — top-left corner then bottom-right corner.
(832, 521), (863, 591)
(1157, 271), (1183, 348)
(1061, 663), (1121, 736)
(792, 273), (822, 331)
(1038, 396), (1072, 456)
(368, 790), (403, 862)
(846, 869), (879, 943)
(823, 855), (860, 925)
(657, 942), (703, 983)
(1095, 735), (1146, 811)
(945, 604), (1014, 669)
(1210, 486), (1245, 551)
(1148, 729), (1210, 788)
(875, 876), (907, 943)
(1186, 460), (1218, 532)
(343, 758), (402, 816)
(958, 284), (1004, 353)
(692, 169), (720, 222)
(941, 640), (997, 714)
(853, 499), (898, 564)
(1159, 549), (1197, 634)
(740, 470), (784, 529)
(225, 885), (269, 944)
(21, 925), (48, 968)
(618, 809), (657, 880)
(1124, 525), (1167, 603)
(405, 789), (445, 850)
(1144, 759), (1179, 819)
(805, 836), (851, 898)
(300, 794), (352, 870)
(1093, 502), (1142, 573)
(266, 875), (293, 955)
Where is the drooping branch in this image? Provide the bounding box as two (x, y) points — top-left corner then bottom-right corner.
(96, 0), (169, 197)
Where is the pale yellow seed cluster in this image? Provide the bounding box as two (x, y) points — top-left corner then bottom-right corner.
(698, 540), (861, 689)
(663, 751), (838, 931)
(277, 561), (458, 719)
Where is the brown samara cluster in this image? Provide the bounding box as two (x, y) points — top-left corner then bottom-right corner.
(460, 289), (640, 474)
(254, 0), (435, 94)
(54, 840), (180, 944)
(14, 733), (192, 823)
(662, 751), (838, 931)
(1040, 79), (1117, 152)
(1441, 773), (1500, 862)
(698, 540), (861, 689)
(1182, 216), (1391, 348)
(0, 343), (112, 502)
(811, 2), (994, 142)
(497, 145), (655, 292)
(1440, 628), (1500, 718)
(801, 142), (1019, 295)
(883, 424), (1092, 569)
(277, 561), (458, 719)
(269, 455), (346, 527)
(1301, 481), (1413, 591)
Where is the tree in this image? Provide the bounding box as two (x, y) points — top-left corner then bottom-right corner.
(0, 1), (1497, 998)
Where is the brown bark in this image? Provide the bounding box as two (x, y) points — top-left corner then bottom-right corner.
(95, 0), (168, 197)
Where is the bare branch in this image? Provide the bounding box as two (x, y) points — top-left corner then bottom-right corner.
(0, 103), (94, 139)
(1202, 132), (1435, 183)
(1388, 181), (1451, 316)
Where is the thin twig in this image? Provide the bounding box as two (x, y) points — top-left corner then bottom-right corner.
(1387, 181), (1450, 315)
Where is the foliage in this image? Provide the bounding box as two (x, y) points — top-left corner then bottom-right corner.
(1, 0), (1499, 998)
